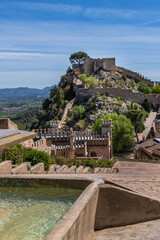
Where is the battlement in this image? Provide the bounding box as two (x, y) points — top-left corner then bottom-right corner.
(34, 127), (113, 160)
(116, 66), (157, 87)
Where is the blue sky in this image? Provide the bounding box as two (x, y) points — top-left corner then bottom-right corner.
(0, 0), (160, 88)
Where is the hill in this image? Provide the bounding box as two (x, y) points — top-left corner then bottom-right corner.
(0, 85), (55, 99)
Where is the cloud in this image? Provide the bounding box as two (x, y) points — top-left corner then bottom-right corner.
(13, 2), (82, 14)
(0, 51), (67, 60)
(85, 8), (138, 19)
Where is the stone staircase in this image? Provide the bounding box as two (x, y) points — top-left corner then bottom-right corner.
(60, 98), (75, 128)
(0, 161), (118, 175)
(138, 111), (157, 142)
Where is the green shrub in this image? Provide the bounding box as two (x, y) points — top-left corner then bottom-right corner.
(71, 105), (85, 120)
(84, 76), (97, 87)
(138, 82), (152, 94)
(23, 149), (51, 171)
(152, 85), (160, 93)
(96, 160), (113, 168)
(92, 113), (134, 152)
(78, 74), (86, 82)
(2, 144), (23, 165)
(102, 95), (108, 100)
(85, 158), (95, 169)
(131, 79), (136, 87)
(122, 73), (127, 81)
(86, 73), (91, 78)
(53, 155), (67, 166)
(142, 98), (152, 112)
(113, 97), (118, 102)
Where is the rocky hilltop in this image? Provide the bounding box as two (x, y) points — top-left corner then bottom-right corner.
(32, 53), (160, 135)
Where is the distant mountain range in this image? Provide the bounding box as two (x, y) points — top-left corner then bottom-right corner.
(0, 85), (56, 99)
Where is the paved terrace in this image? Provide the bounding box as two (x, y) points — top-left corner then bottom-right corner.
(92, 161), (160, 240)
(1, 161), (160, 239)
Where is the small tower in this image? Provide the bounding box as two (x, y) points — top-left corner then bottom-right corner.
(101, 119), (112, 136)
(101, 119), (113, 159)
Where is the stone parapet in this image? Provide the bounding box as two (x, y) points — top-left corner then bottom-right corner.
(0, 161), (12, 174)
(12, 162), (31, 174)
(30, 163), (44, 174)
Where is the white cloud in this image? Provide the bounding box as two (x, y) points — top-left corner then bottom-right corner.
(85, 8), (138, 19)
(13, 2), (82, 14)
(0, 51), (67, 60)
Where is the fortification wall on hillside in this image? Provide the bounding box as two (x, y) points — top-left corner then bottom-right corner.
(76, 87), (160, 106)
(116, 66), (156, 87)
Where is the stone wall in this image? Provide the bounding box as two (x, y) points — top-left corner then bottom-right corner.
(22, 138), (47, 151)
(116, 66), (156, 87)
(77, 87), (160, 106)
(88, 145), (111, 159)
(0, 118), (18, 129)
(84, 58), (115, 74)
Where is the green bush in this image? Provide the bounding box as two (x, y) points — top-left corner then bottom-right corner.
(84, 77), (97, 87)
(138, 82), (152, 94)
(122, 73), (127, 81)
(96, 160), (113, 168)
(131, 79), (136, 87)
(85, 158), (95, 169)
(86, 73), (91, 78)
(142, 98), (152, 112)
(2, 144), (23, 165)
(78, 74), (86, 82)
(152, 85), (160, 93)
(53, 155), (67, 166)
(71, 105), (85, 120)
(23, 149), (51, 171)
(92, 113), (134, 152)
(2, 144), (51, 171)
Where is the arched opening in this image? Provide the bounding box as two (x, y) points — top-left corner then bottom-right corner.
(90, 151), (97, 157)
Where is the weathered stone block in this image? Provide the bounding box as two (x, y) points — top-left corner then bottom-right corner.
(76, 166), (84, 174)
(48, 164), (57, 174)
(0, 160), (12, 174)
(12, 162), (31, 174)
(83, 167), (91, 174)
(94, 167), (101, 173)
(67, 166), (76, 174)
(30, 163), (44, 174)
(56, 165), (68, 174)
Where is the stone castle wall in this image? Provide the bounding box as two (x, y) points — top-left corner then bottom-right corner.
(116, 66), (156, 87)
(77, 87), (160, 106)
(84, 58), (115, 74)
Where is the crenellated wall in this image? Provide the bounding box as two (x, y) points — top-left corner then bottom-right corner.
(116, 66), (157, 87)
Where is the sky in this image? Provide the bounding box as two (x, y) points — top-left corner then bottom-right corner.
(0, 0), (160, 88)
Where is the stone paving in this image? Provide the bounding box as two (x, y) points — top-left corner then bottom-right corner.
(93, 219), (160, 240)
(92, 161), (160, 240)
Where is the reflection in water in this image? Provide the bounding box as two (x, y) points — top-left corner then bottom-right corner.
(0, 187), (81, 240)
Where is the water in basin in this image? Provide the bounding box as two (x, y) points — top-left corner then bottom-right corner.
(0, 187), (82, 240)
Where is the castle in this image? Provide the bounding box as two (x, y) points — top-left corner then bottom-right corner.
(35, 119), (113, 160)
(0, 118), (113, 161)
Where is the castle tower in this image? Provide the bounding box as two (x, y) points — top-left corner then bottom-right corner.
(69, 128), (75, 158)
(101, 119), (113, 159)
(101, 119), (112, 136)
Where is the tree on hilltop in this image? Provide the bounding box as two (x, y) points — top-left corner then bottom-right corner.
(69, 51), (89, 70)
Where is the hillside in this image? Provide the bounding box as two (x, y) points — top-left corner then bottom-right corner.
(0, 85), (55, 99)
(0, 85), (56, 130)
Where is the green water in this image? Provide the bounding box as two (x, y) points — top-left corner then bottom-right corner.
(0, 187), (82, 240)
